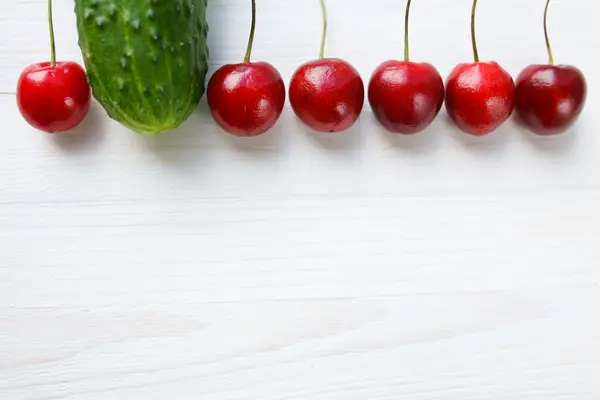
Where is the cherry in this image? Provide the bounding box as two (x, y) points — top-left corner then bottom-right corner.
(289, 0), (364, 133)
(207, 0), (285, 137)
(368, 0), (444, 134)
(17, 0), (90, 134)
(515, 0), (587, 136)
(445, 0), (515, 136)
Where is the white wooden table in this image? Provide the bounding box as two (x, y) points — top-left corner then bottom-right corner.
(1, 0), (599, 398)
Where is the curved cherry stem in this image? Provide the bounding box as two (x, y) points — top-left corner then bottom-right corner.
(243, 0), (256, 63)
(48, 0), (56, 66)
(544, 0), (554, 65)
(404, 0), (412, 61)
(319, 0), (328, 59)
(471, 0), (479, 62)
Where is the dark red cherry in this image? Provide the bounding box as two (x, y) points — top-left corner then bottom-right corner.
(207, 62), (285, 137)
(514, 0), (587, 135)
(445, 0), (515, 136)
(289, 58), (364, 133)
(288, 1), (364, 133)
(207, 0), (285, 137)
(369, 61), (444, 135)
(368, 0), (444, 134)
(446, 62), (515, 136)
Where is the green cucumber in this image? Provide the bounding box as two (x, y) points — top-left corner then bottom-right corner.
(74, 0), (209, 135)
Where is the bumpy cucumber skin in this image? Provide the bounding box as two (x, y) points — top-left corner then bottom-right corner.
(75, 0), (209, 135)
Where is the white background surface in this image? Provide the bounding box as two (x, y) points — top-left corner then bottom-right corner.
(1, 0), (599, 399)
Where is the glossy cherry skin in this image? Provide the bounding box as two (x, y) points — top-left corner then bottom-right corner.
(515, 64), (587, 135)
(207, 62), (286, 137)
(289, 58), (364, 133)
(17, 61), (91, 133)
(445, 61), (515, 136)
(368, 60), (445, 134)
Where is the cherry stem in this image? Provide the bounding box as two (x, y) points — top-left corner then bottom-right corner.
(544, 0), (554, 65)
(319, 0), (327, 59)
(471, 0), (479, 62)
(48, 0), (56, 66)
(243, 0), (256, 63)
(404, 0), (411, 61)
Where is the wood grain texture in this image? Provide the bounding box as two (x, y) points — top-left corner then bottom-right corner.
(1, 0), (599, 399)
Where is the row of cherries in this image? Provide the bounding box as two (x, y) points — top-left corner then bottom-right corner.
(209, 0), (587, 138)
(16, 0), (587, 139)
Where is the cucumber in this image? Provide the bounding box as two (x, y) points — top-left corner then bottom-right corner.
(74, 0), (209, 135)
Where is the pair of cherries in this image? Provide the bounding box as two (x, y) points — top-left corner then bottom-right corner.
(208, 0), (587, 138)
(208, 0), (363, 136)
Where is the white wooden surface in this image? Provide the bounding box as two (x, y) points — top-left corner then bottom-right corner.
(1, 0), (600, 399)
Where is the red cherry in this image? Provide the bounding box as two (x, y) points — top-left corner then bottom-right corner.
(288, 1), (364, 133)
(17, 0), (90, 134)
(368, 0), (444, 134)
(289, 58), (364, 133)
(445, 62), (515, 136)
(207, 0), (285, 137)
(445, 0), (514, 136)
(369, 61), (444, 135)
(515, 65), (586, 135)
(17, 61), (91, 134)
(207, 62), (285, 137)
(514, 0), (587, 135)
